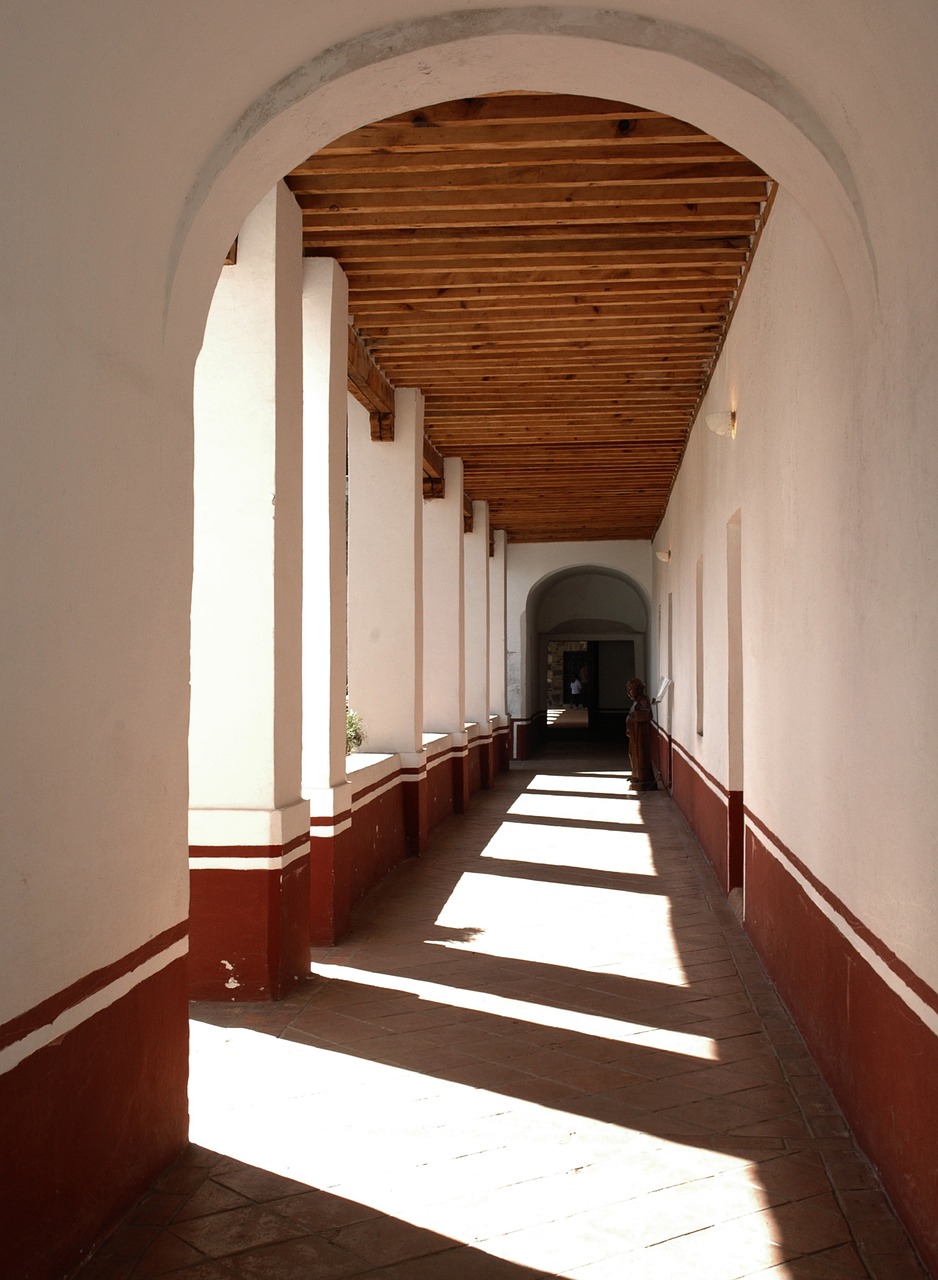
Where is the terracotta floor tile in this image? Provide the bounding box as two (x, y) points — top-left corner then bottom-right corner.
(143, 1263), (242, 1280)
(380, 1243), (552, 1279)
(753, 1192), (854, 1253)
(169, 1206), (308, 1258)
(128, 1192), (190, 1227)
(210, 1167), (315, 1204)
(744, 1242), (869, 1276)
(76, 1225), (160, 1277)
(656, 1095), (769, 1133)
(222, 1232), (368, 1278)
(173, 1181), (254, 1222)
(132, 1231), (208, 1275)
(264, 1189), (381, 1232)
(328, 1215), (458, 1265)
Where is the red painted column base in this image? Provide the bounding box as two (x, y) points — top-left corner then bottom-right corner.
(453, 749), (471, 813)
(189, 837), (311, 1001)
(402, 771), (429, 854)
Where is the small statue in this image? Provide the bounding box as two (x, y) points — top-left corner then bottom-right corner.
(626, 677), (657, 791)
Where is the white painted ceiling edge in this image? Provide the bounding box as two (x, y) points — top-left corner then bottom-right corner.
(164, 6), (877, 364)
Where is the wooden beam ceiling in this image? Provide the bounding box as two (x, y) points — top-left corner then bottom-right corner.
(288, 93), (774, 542)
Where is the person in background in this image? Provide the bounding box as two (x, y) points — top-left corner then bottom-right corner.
(626, 677), (657, 790)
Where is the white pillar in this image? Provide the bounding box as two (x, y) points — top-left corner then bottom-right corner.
(464, 499), (491, 729)
(489, 528), (508, 718)
(188, 181), (310, 998)
(190, 182), (303, 814)
(347, 388), (424, 755)
(423, 456), (466, 733)
(301, 257), (350, 796)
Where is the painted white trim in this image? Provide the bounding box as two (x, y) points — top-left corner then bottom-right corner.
(189, 840), (309, 872)
(746, 818), (938, 1039)
(398, 750), (427, 773)
(670, 738), (726, 801)
(352, 773), (403, 811)
(0, 938), (189, 1076)
(309, 816), (353, 839)
(188, 798), (310, 847)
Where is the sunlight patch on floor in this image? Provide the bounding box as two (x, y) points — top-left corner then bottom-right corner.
(479, 820), (657, 872)
(307, 960), (720, 1057)
(188, 1019), (749, 1273)
(433, 869), (675, 967)
(525, 771), (633, 796)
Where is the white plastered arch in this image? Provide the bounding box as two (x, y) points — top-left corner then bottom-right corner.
(164, 5), (878, 369)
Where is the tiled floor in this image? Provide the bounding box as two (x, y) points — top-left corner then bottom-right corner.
(79, 745), (928, 1279)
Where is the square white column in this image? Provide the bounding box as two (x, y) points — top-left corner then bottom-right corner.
(301, 257), (350, 795)
(464, 499), (491, 729)
(189, 182), (303, 813)
(423, 455), (466, 733)
(489, 527), (508, 718)
(347, 387), (424, 755)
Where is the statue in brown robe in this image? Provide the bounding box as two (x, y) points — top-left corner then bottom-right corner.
(626, 677), (657, 791)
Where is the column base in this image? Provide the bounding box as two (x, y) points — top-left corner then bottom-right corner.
(188, 801), (311, 1000)
(401, 751), (429, 855)
(450, 731), (471, 813)
(308, 783), (353, 946)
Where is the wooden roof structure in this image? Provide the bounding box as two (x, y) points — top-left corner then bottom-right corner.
(285, 93), (774, 542)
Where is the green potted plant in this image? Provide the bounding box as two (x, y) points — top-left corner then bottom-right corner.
(346, 706), (366, 754)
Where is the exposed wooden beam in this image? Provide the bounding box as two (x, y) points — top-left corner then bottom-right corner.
(319, 115), (714, 155)
(422, 435), (445, 499)
(463, 493), (473, 533)
(290, 140), (748, 177)
(288, 162), (767, 195)
(346, 323), (395, 440)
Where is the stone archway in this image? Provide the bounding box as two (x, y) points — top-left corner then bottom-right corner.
(525, 564), (650, 747)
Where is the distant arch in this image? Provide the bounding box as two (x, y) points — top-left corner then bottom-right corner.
(523, 564), (649, 743)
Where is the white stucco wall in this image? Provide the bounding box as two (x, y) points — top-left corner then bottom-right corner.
(2, 0), (937, 1023)
(656, 180), (938, 991)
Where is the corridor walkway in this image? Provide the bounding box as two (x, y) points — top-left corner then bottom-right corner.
(80, 747), (927, 1279)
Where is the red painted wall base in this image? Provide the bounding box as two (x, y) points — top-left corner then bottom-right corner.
(3, 959), (188, 1280)
(670, 745), (733, 893)
(745, 823), (938, 1276)
(660, 728), (938, 1275)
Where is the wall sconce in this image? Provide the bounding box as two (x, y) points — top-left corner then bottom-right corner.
(706, 410), (736, 438)
(655, 548), (671, 562)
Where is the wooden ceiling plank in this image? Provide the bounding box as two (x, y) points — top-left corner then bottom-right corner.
(295, 181), (768, 212)
(310, 223), (756, 248)
(352, 288), (735, 315)
(286, 160), (767, 193)
(300, 204), (764, 236)
(289, 141), (759, 177)
(363, 300), (730, 329)
(375, 94), (667, 126)
(319, 116), (715, 155)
